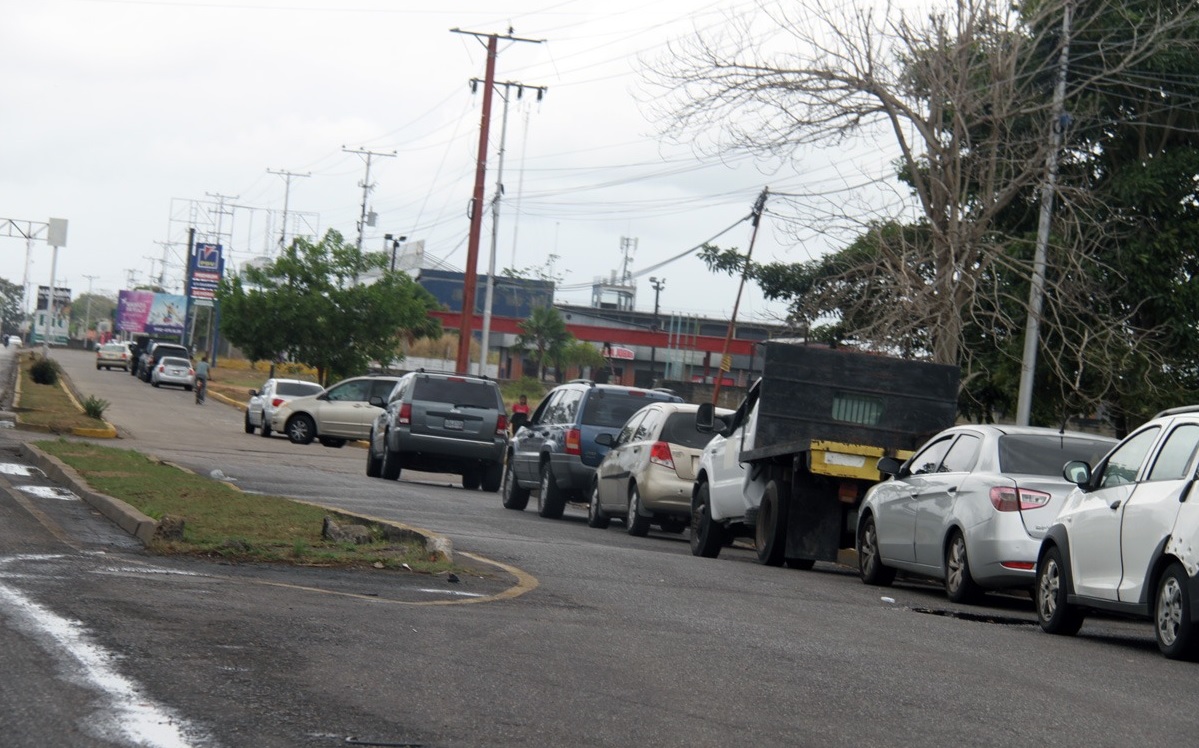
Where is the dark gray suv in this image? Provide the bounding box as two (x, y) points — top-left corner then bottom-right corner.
(366, 371), (508, 491)
(502, 380), (683, 519)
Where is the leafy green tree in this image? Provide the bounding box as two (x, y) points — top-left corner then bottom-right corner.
(218, 230), (441, 384)
(514, 306), (572, 380)
(0, 278), (25, 337)
(69, 293), (117, 338)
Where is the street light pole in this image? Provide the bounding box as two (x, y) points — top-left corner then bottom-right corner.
(649, 277), (664, 385)
(82, 274), (98, 347)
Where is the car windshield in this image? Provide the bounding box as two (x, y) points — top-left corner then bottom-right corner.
(659, 411), (711, 449)
(581, 391), (659, 428)
(277, 382), (323, 397)
(998, 434), (1115, 475)
(412, 378), (496, 408)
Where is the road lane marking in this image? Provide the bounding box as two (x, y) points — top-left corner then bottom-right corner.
(17, 485), (80, 501)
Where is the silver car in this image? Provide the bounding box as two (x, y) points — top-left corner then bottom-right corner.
(245, 378), (324, 437)
(590, 402), (729, 536)
(150, 356), (195, 390)
(857, 424), (1116, 603)
(271, 375), (400, 448)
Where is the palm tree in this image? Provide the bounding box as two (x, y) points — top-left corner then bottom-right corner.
(514, 306), (571, 380)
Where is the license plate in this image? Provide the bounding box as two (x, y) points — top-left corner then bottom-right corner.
(445, 418), (464, 430)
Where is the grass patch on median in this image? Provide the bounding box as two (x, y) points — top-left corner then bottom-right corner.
(35, 439), (454, 574)
(15, 353), (110, 433)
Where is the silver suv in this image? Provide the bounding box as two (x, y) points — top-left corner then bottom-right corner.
(366, 371), (508, 491)
(1036, 405), (1199, 659)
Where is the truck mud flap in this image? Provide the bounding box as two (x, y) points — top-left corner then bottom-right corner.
(784, 483), (841, 562)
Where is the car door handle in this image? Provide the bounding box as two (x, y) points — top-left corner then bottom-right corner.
(947, 486), (957, 494)
(1109, 500), (1122, 510)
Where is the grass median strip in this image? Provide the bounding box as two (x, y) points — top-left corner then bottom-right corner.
(36, 439), (454, 574)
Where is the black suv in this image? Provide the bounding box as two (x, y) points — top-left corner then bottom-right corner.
(139, 341), (191, 382)
(366, 371), (508, 491)
(502, 380), (683, 518)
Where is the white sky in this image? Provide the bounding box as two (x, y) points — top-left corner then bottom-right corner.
(1, 0), (905, 324)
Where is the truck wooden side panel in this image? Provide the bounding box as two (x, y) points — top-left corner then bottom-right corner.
(739, 343), (959, 463)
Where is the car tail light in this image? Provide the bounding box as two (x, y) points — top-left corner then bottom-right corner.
(649, 441), (675, 469)
(157, 364), (165, 372)
(989, 486), (1052, 512)
(565, 428), (582, 456)
(188, 368), (195, 376)
(271, 398), (285, 408)
(398, 403), (412, 425)
(495, 413), (508, 436)
(1000, 561), (1035, 570)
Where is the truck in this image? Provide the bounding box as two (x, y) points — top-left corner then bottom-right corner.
(691, 341), (960, 567)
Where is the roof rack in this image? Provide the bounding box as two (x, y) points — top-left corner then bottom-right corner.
(1152, 404), (1199, 419)
(567, 378), (595, 386)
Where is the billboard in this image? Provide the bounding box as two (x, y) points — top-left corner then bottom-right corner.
(36, 286), (72, 311)
(189, 243), (224, 299)
(116, 290), (187, 336)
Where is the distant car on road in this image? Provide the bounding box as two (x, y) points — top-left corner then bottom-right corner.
(6, 335), (21, 347)
(150, 356), (195, 390)
(95, 342), (132, 371)
(270, 375), (400, 448)
(245, 378), (324, 437)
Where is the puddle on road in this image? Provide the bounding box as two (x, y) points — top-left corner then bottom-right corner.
(17, 485), (79, 501)
(0, 463), (46, 478)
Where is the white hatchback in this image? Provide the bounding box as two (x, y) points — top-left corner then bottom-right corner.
(1036, 405), (1199, 659)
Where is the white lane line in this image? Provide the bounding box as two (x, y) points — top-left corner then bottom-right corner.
(0, 555), (210, 747)
(16, 485), (79, 501)
(416, 588), (484, 598)
(0, 463), (46, 477)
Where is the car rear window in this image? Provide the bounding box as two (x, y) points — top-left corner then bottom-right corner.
(998, 434), (1115, 476)
(412, 378), (497, 408)
(660, 412), (711, 449)
(160, 357), (190, 367)
(582, 391), (668, 428)
(277, 382), (323, 397)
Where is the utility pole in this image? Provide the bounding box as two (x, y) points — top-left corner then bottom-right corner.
(1016, 0), (1073, 427)
(342, 147), (395, 282)
(477, 79), (547, 377)
(649, 277), (665, 384)
(205, 192), (238, 250)
(81, 274), (97, 345)
(713, 188), (768, 404)
(450, 26), (545, 375)
(267, 168), (310, 254)
(151, 240), (175, 287)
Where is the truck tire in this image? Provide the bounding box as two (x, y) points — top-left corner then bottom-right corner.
(690, 482), (724, 558)
(756, 479), (788, 566)
(537, 462), (566, 519)
(858, 514), (896, 586)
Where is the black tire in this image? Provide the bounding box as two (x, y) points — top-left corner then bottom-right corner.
(260, 421), (272, 438)
(944, 530), (982, 603)
(244, 414), (255, 434)
(755, 479), (788, 566)
(690, 482), (724, 559)
(1155, 562), (1199, 660)
(1036, 545), (1084, 636)
(537, 462), (566, 519)
(286, 414), (316, 445)
(366, 442), (383, 478)
(858, 515), (896, 586)
(481, 461), (503, 493)
(587, 480), (610, 529)
(151, 380), (160, 388)
(462, 470), (482, 490)
(501, 458), (530, 510)
(381, 443), (402, 480)
(626, 485), (651, 537)
(319, 436), (346, 448)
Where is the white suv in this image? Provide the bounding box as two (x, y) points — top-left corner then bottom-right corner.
(1036, 405), (1199, 659)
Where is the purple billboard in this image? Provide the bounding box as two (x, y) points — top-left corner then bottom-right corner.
(117, 290), (187, 336)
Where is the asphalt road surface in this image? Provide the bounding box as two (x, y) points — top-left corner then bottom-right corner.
(0, 346), (1193, 747)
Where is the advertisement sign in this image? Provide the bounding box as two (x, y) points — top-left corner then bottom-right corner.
(117, 290), (187, 336)
(189, 243), (224, 300)
(36, 286), (72, 311)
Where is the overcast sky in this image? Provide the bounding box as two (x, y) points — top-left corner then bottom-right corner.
(1, 0), (904, 324)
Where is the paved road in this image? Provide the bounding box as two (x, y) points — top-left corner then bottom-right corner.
(0, 347), (1194, 747)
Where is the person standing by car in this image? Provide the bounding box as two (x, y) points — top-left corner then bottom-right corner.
(193, 354), (210, 404)
(511, 394), (531, 434)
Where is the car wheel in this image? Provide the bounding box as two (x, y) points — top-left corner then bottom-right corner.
(858, 514), (896, 586)
(755, 479), (788, 566)
(690, 482), (724, 559)
(462, 470), (482, 490)
(244, 414), (255, 434)
(1036, 545), (1084, 636)
(537, 462), (566, 519)
(151, 380), (160, 388)
(381, 438), (402, 481)
(318, 436), (346, 448)
(260, 421), (272, 438)
(626, 485), (651, 537)
(286, 414), (316, 445)
(366, 442), (383, 478)
(587, 480), (610, 529)
(481, 461), (503, 493)
(501, 458), (530, 510)
(1155, 562), (1199, 660)
(945, 530), (982, 603)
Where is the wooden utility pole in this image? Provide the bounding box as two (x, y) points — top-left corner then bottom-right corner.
(713, 188), (768, 404)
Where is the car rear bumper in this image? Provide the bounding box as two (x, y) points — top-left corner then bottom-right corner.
(965, 517), (1043, 589)
(390, 431), (505, 463)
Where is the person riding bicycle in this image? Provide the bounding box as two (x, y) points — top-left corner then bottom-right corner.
(194, 353), (210, 402)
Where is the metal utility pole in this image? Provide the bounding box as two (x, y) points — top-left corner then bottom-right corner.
(268, 168), (310, 254)
(205, 192), (238, 249)
(0, 217), (50, 318)
(713, 188), (768, 404)
(477, 79), (547, 377)
(81, 274), (97, 344)
(451, 26), (545, 375)
(649, 277), (665, 385)
(152, 241), (175, 287)
(342, 147), (395, 281)
(1016, 0), (1073, 427)
(42, 218), (67, 357)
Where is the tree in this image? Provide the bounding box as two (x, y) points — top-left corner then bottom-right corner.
(69, 292), (117, 338)
(653, 0), (1199, 425)
(0, 278), (25, 337)
(514, 306), (572, 380)
(218, 230), (441, 384)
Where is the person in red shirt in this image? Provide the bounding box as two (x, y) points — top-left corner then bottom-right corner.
(511, 394), (530, 434)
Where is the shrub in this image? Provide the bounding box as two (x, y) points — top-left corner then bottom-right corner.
(83, 395), (110, 420)
(30, 357), (60, 385)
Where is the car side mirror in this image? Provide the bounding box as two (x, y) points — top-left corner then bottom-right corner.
(249, 389), (258, 397)
(877, 456), (904, 477)
(1063, 460), (1092, 487)
(696, 403), (716, 433)
(368, 395), (386, 408)
(596, 432), (614, 447)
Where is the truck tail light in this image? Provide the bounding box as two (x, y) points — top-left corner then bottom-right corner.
(495, 414), (508, 436)
(398, 403), (412, 425)
(989, 486), (1051, 512)
(649, 442), (675, 470)
(565, 428), (581, 456)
